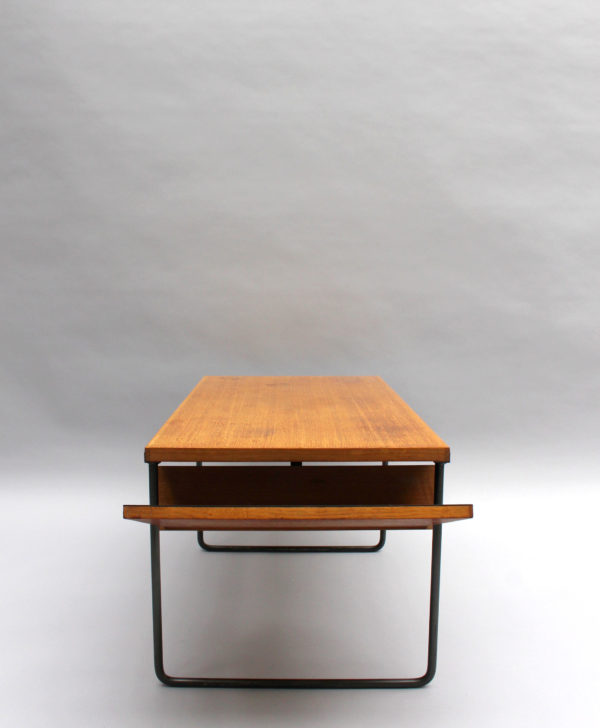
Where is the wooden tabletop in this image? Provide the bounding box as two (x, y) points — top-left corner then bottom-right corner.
(145, 376), (449, 463)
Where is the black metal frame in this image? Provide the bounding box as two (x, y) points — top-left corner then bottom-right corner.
(197, 529), (386, 553)
(148, 461), (444, 688)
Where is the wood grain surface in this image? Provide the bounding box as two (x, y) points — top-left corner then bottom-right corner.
(123, 504), (472, 530)
(145, 376), (450, 462)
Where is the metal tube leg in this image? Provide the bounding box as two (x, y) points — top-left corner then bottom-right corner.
(418, 461), (445, 684)
(417, 523), (442, 686)
(148, 462), (174, 685)
(150, 525), (172, 685)
(149, 523), (441, 688)
(147, 461), (445, 688)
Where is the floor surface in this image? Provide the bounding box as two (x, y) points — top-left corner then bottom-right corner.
(1, 458), (598, 727)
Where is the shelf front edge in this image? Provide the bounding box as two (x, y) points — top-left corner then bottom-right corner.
(123, 504), (471, 530)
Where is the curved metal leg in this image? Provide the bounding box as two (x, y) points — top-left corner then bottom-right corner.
(148, 462), (445, 688)
(151, 523), (441, 688)
(196, 529), (387, 553)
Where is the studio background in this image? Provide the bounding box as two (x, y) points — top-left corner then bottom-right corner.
(2, 2), (598, 726)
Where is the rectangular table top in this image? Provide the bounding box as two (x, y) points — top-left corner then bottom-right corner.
(145, 376), (449, 463)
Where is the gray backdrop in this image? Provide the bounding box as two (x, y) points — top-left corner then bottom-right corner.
(2, 3), (599, 726)
(3, 0), (598, 470)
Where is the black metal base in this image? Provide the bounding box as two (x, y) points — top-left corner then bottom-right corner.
(148, 462), (445, 688)
(196, 529), (387, 553)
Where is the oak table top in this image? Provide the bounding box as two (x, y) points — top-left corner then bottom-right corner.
(145, 376), (449, 463)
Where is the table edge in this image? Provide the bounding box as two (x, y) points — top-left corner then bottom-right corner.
(144, 445), (451, 463)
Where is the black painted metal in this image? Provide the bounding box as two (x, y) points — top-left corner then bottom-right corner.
(147, 461), (446, 688)
(149, 460), (159, 504)
(197, 528), (387, 553)
(424, 462), (444, 683)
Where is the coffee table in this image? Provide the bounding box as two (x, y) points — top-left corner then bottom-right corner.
(124, 375), (472, 688)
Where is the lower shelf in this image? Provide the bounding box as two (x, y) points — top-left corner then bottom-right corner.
(122, 504), (473, 530)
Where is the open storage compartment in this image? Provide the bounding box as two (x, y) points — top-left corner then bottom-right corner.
(123, 465), (473, 530)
